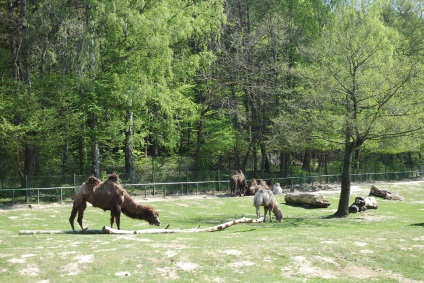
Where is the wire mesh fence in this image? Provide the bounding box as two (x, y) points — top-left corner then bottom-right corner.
(0, 169), (422, 205)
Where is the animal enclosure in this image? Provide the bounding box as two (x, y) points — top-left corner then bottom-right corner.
(1, 181), (423, 282)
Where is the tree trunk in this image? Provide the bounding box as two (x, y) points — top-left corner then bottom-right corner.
(78, 134), (86, 175)
(194, 117), (203, 172)
(279, 151), (291, 177)
(92, 139), (100, 178)
(253, 144), (258, 177)
(241, 138), (254, 173)
(334, 140), (354, 217)
(353, 148), (361, 171)
(260, 143), (269, 175)
(302, 150), (312, 172)
(88, 115), (100, 178)
(124, 111), (135, 182)
(20, 0), (30, 84)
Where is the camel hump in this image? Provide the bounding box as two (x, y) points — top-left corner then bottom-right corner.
(107, 173), (120, 184)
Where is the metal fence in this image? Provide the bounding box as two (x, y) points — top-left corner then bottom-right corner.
(0, 169), (422, 205)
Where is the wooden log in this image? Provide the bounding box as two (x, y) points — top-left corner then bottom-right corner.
(284, 193), (331, 208)
(19, 217), (264, 235)
(103, 217), (264, 234)
(369, 185), (405, 200)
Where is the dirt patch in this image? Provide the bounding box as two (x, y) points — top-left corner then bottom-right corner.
(176, 262), (199, 271)
(228, 261), (254, 269)
(156, 267), (179, 280)
(58, 254), (94, 276)
(220, 249), (241, 256)
(18, 265), (40, 277)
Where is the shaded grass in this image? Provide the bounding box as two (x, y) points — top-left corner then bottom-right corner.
(0, 181), (423, 282)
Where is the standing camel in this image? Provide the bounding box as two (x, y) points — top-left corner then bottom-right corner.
(229, 170), (248, 196)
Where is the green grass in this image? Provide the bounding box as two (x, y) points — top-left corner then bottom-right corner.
(0, 181), (423, 282)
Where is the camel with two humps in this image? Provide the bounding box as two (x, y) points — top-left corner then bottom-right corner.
(246, 178), (273, 196)
(253, 189), (283, 222)
(69, 173), (160, 230)
(230, 170), (248, 196)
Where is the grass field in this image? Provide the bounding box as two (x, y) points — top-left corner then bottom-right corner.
(0, 181), (423, 283)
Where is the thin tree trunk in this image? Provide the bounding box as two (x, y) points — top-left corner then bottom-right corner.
(260, 143), (269, 175)
(253, 144), (257, 177)
(124, 111), (135, 182)
(279, 151), (291, 177)
(353, 148), (361, 171)
(194, 118), (203, 172)
(88, 115), (100, 178)
(302, 150), (312, 172)
(92, 139), (100, 178)
(20, 0), (30, 85)
(78, 135), (86, 175)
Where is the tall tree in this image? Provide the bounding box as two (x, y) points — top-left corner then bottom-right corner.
(303, 1), (424, 217)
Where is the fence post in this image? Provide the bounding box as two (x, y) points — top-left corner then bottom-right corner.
(186, 169), (188, 193)
(25, 175), (28, 203)
(217, 170), (220, 191)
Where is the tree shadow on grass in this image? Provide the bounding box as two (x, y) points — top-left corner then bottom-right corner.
(410, 222), (424, 227)
(282, 203), (330, 210)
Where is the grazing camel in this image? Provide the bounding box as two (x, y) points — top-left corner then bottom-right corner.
(253, 189), (283, 222)
(69, 174), (160, 230)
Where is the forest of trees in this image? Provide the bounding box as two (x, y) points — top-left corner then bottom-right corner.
(1, 0), (423, 214)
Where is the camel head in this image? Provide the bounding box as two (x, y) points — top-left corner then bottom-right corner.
(141, 205), (160, 226)
(107, 173), (120, 184)
(273, 208), (283, 222)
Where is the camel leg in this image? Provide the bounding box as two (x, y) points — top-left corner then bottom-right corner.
(77, 201), (87, 230)
(69, 200), (86, 230)
(256, 206), (261, 219)
(116, 205), (121, 230)
(270, 204), (275, 222)
(110, 205), (122, 230)
(110, 212), (115, 229)
(263, 206), (269, 222)
(69, 208), (77, 230)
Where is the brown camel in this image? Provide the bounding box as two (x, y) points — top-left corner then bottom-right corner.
(230, 170), (248, 196)
(69, 174), (160, 230)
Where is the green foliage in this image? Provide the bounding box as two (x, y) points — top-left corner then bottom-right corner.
(0, 0), (422, 180)
(301, 1), (424, 150)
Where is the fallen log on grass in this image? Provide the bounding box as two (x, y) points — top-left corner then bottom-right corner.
(19, 217), (264, 235)
(369, 185), (405, 201)
(284, 193), (331, 208)
(349, 196), (378, 213)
